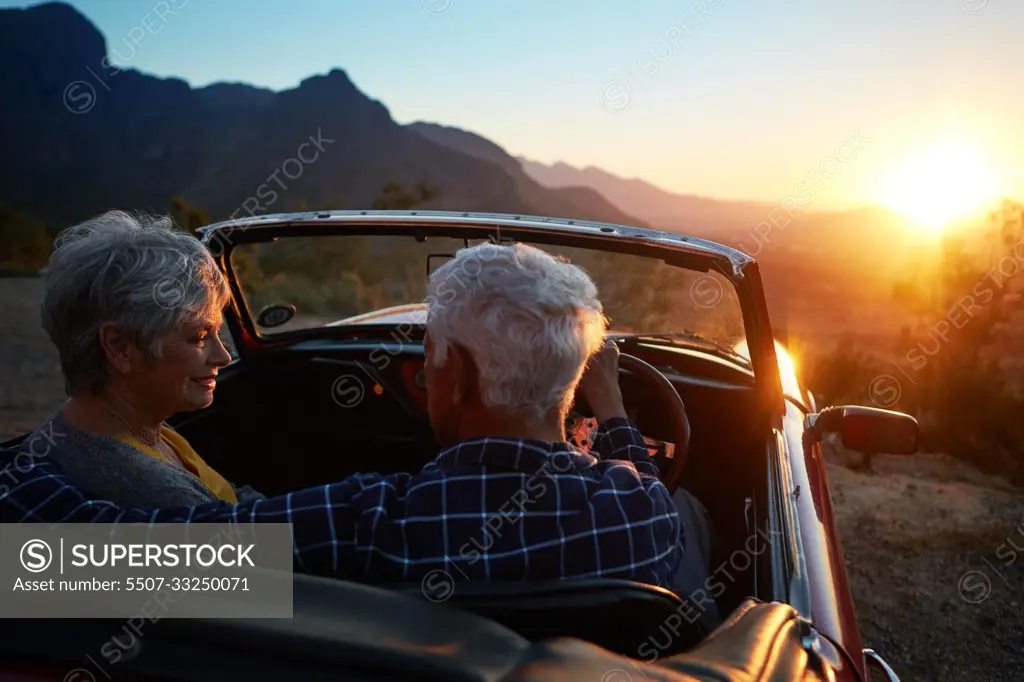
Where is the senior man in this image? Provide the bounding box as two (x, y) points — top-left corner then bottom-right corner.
(0, 238), (682, 589)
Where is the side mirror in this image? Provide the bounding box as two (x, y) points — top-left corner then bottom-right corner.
(256, 303), (296, 328)
(807, 405), (918, 455)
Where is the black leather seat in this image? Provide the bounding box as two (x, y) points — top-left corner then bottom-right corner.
(396, 578), (708, 658)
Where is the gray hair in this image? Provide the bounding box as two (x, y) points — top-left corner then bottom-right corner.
(426, 242), (607, 418)
(41, 210), (230, 395)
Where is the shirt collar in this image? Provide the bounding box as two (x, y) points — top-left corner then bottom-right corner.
(428, 438), (595, 474)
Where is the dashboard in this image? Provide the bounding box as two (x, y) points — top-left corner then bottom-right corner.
(311, 342), (699, 466)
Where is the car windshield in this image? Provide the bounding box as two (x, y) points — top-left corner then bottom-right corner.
(231, 234), (747, 357)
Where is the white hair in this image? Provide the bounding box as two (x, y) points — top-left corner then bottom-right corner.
(426, 242), (607, 417)
(41, 210), (230, 395)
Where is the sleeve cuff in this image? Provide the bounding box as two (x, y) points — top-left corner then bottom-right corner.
(597, 417), (646, 445)
(592, 417), (654, 467)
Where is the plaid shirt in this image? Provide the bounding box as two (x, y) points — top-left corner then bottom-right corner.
(0, 418), (681, 587)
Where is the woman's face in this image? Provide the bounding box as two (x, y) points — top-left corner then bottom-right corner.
(123, 309), (233, 418)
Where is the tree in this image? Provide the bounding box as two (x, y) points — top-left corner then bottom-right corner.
(887, 201), (1024, 479)
(372, 181), (439, 210)
(169, 196), (210, 233)
(295, 193), (345, 212)
(0, 202), (52, 270)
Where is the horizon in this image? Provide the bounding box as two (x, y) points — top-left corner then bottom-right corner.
(3, 0), (1023, 218)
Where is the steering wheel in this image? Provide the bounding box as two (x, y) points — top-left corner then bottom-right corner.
(572, 352), (690, 495)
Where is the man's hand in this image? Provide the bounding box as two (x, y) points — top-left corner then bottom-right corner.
(578, 340), (627, 422)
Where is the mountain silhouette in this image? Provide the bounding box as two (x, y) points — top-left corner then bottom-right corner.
(517, 157), (779, 233)
(0, 0), (915, 282)
(0, 2), (643, 228)
(408, 122), (648, 229)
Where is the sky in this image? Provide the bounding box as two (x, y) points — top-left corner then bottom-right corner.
(5, 0), (1024, 210)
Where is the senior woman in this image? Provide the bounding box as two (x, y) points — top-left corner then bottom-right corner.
(27, 210), (262, 507)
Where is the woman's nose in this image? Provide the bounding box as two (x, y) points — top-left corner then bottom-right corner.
(210, 332), (233, 366)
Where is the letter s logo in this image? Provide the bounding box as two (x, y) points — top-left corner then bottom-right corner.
(20, 539), (52, 573)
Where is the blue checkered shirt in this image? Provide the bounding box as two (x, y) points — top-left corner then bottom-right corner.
(0, 418), (681, 587)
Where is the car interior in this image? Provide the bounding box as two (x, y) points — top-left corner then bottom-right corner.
(168, 328), (776, 658)
(0, 224), (785, 668)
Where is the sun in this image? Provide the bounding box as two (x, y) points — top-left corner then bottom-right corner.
(879, 141), (1001, 233)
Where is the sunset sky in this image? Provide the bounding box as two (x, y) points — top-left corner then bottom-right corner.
(7, 0), (1023, 212)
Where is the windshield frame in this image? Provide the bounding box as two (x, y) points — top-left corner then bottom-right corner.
(199, 211), (784, 417)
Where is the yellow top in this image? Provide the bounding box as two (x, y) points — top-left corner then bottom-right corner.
(116, 427), (238, 503)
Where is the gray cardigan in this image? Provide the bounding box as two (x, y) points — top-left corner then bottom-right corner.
(29, 411), (264, 508)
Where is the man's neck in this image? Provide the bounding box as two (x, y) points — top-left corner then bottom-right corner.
(62, 389), (164, 446)
(453, 406), (566, 444)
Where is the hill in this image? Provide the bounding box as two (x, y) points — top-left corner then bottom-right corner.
(518, 157), (775, 232)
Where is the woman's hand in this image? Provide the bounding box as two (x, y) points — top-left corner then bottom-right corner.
(578, 341), (627, 423)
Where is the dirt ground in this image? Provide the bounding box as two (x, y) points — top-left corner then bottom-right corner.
(1, 277), (1022, 680)
(825, 446), (1023, 681)
(0, 278), (65, 439)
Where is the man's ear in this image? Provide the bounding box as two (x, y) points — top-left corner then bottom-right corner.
(97, 322), (134, 375)
(449, 343), (478, 405)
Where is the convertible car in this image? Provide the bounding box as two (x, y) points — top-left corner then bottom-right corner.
(0, 211), (916, 681)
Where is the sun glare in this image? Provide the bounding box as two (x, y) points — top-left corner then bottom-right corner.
(880, 141), (1001, 234)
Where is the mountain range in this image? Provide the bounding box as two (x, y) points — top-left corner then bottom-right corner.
(1, 2), (913, 239)
(0, 1), (924, 343)
(0, 2), (654, 230)
(518, 158), (778, 231)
